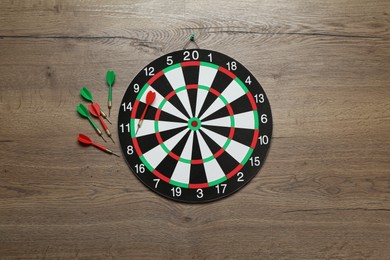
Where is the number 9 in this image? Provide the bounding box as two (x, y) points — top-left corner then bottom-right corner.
(134, 84), (139, 93)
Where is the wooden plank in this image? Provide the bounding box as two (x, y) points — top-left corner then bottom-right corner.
(0, 0), (388, 37)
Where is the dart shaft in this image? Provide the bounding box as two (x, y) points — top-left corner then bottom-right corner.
(88, 117), (99, 131)
(98, 116), (108, 131)
(106, 148), (120, 157)
(100, 109), (109, 119)
(108, 87), (112, 107)
(92, 143), (119, 157)
(105, 129), (115, 143)
(140, 104), (149, 121)
(87, 117), (105, 142)
(91, 142), (104, 151)
(137, 119), (144, 128)
(98, 108), (111, 124)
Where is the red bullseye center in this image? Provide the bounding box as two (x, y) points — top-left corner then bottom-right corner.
(188, 117), (201, 131)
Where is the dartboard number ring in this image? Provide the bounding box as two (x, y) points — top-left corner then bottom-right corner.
(118, 49), (272, 203)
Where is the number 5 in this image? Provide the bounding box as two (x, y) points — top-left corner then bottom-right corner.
(167, 56), (173, 65)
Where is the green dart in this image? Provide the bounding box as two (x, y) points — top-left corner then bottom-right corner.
(77, 103), (106, 142)
(106, 70), (115, 117)
(80, 87), (112, 124)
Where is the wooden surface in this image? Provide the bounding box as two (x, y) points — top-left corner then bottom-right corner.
(1, 0), (390, 259)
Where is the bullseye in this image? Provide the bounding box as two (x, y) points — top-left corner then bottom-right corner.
(188, 117), (201, 131)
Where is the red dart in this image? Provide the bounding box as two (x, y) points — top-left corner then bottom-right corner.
(78, 134), (120, 157)
(88, 102), (115, 143)
(136, 91), (156, 135)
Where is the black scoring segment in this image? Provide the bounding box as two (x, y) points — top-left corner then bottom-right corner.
(136, 104), (157, 121)
(135, 133), (160, 154)
(170, 130), (191, 157)
(191, 130), (203, 161)
(150, 74), (174, 98)
(201, 125), (231, 139)
(215, 149), (239, 176)
(187, 88), (198, 117)
(159, 126), (188, 143)
(210, 69), (234, 94)
(232, 128), (255, 146)
(201, 105), (230, 122)
(182, 65), (200, 85)
(229, 95), (254, 114)
(189, 164), (208, 184)
(197, 91), (217, 119)
(157, 108), (187, 123)
(155, 155), (179, 180)
(167, 94), (191, 119)
(190, 133), (208, 184)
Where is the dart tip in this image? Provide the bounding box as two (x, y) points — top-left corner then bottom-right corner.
(112, 152), (120, 157)
(101, 135), (107, 142)
(106, 117), (112, 124)
(109, 109), (111, 117)
(109, 136), (115, 144)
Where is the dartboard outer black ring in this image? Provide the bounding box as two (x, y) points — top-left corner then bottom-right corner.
(118, 49), (272, 203)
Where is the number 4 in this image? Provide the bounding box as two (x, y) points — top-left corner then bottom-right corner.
(245, 76), (252, 85)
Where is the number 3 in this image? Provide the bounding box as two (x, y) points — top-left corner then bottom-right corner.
(196, 189), (203, 198)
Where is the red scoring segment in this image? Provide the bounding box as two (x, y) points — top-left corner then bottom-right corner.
(147, 70), (164, 85)
(181, 61), (200, 67)
(218, 66), (236, 79)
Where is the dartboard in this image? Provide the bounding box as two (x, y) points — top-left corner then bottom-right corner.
(118, 49), (272, 203)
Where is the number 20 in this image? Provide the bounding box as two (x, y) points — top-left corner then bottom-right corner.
(183, 50), (199, 61)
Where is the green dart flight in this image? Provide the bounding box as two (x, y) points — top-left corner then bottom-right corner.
(106, 70), (116, 117)
(80, 87), (112, 124)
(76, 103), (106, 142)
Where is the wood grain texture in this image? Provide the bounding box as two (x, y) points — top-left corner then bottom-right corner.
(0, 0), (389, 259)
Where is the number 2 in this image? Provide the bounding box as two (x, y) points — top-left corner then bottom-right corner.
(237, 172), (244, 182)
